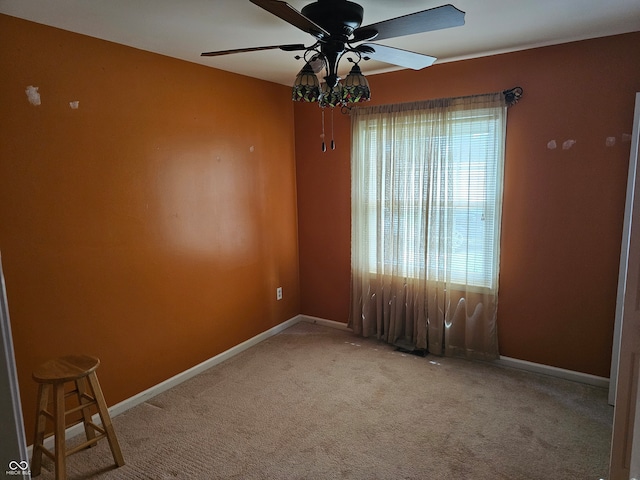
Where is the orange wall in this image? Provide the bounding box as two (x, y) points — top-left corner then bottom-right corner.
(0, 14), (300, 443)
(295, 32), (640, 378)
(2, 12), (638, 444)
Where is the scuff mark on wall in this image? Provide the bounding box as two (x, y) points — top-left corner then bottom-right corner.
(547, 140), (557, 150)
(606, 136), (616, 147)
(25, 86), (41, 106)
(562, 139), (576, 150)
(69, 101), (79, 109)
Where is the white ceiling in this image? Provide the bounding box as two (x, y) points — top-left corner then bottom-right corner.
(2, 0), (640, 86)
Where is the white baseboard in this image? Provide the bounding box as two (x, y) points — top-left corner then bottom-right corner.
(299, 314), (352, 331)
(28, 314), (303, 456)
(496, 356), (610, 389)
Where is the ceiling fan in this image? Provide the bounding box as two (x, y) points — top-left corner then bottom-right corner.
(201, 0), (466, 89)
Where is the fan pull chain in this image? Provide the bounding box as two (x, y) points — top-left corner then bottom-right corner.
(331, 108), (335, 150)
(321, 108), (326, 152)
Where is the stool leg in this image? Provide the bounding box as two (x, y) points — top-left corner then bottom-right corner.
(75, 377), (97, 446)
(87, 372), (125, 467)
(53, 383), (67, 480)
(31, 383), (50, 477)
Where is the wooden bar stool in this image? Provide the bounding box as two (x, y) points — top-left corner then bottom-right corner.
(31, 355), (125, 479)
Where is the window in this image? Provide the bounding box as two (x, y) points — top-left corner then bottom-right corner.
(351, 96), (506, 290)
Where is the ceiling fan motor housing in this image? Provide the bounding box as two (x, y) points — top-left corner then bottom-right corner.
(301, 0), (364, 39)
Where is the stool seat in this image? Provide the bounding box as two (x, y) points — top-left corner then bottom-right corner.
(31, 355), (124, 480)
(33, 355), (100, 383)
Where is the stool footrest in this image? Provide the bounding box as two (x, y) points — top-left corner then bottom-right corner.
(65, 399), (97, 417)
(87, 420), (106, 436)
(36, 445), (56, 462)
(66, 433), (106, 456)
(40, 409), (54, 421)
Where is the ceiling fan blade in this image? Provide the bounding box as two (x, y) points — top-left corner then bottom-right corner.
(250, 0), (330, 40)
(352, 4), (465, 43)
(201, 44), (306, 57)
(359, 43), (436, 70)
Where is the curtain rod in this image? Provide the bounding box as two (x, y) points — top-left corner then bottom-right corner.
(343, 86), (524, 114)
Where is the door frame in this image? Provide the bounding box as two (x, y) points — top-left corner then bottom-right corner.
(610, 92), (640, 480)
(0, 253), (30, 478)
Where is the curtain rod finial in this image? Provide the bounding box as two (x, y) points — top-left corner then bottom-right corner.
(503, 87), (523, 106)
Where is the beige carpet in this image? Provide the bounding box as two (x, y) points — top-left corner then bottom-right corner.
(33, 321), (613, 479)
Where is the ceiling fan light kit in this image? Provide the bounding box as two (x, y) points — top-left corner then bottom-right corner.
(293, 60), (370, 107)
(202, 0), (465, 149)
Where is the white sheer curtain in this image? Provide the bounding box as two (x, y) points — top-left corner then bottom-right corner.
(349, 93), (507, 360)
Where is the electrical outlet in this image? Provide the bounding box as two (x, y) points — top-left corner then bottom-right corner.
(276, 287), (283, 300)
